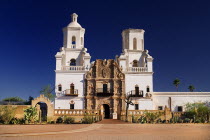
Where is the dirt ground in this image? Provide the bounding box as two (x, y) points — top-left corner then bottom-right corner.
(0, 120), (210, 140)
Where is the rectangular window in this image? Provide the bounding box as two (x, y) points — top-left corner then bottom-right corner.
(158, 106), (163, 110)
(178, 106), (183, 112)
(135, 104), (139, 110)
(146, 87), (150, 92)
(58, 86), (62, 91)
(70, 104), (74, 109)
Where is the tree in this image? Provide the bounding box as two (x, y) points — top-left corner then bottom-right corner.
(188, 85), (195, 92)
(25, 96), (34, 105)
(24, 107), (38, 124)
(2, 97), (25, 102)
(185, 102), (210, 123)
(173, 78), (180, 91)
(40, 85), (55, 101)
(124, 93), (134, 122)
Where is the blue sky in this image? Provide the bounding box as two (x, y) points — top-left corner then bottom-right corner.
(0, 0), (210, 100)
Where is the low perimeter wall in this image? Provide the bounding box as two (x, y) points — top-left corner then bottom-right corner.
(120, 107), (173, 122)
(54, 109), (102, 122)
(0, 105), (31, 119)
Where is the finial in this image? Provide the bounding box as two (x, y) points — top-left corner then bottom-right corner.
(71, 13), (78, 22)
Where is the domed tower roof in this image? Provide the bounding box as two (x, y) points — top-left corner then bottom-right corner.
(68, 13), (82, 28)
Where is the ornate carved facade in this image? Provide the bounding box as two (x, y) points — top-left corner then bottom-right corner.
(86, 59), (125, 119)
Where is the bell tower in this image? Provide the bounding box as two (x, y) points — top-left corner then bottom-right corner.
(117, 29), (154, 100)
(55, 13), (91, 110)
(122, 29), (145, 51)
(63, 13), (85, 49)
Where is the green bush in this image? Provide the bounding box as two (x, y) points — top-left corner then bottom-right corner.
(56, 117), (63, 123)
(144, 111), (161, 123)
(138, 115), (147, 124)
(132, 115), (139, 123)
(64, 117), (75, 124)
(184, 118), (190, 123)
(185, 102), (210, 123)
(0, 106), (17, 124)
(156, 118), (162, 123)
(10, 117), (25, 124)
(195, 119), (201, 123)
(24, 107), (38, 124)
(82, 115), (94, 124)
(171, 116), (179, 123)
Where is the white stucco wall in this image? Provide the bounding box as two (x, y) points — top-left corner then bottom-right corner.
(55, 72), (85, 97)
(55, 97), (84, 109)
(125, 74), (153, 96)
(152, 92), (210, 111)
(128, 99), (153, 110)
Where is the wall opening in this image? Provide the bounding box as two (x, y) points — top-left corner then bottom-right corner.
(133, 60), (138, 67)
(146, 86), (150, 92)
(178, 106), (183, 112)
(70, 104), (74, 109)
(103, 104), (110, 119)
(158, 106), (163, 110)
(70, 59), (76, 66)
(58, 84), (62, 91)
(135, 104), (139, 110)
(36, 102), (47, 122)
(133, 38), (137, 50)
(103, 84), (108, 93)
(72, 36), (76, 45)
(135, 85), (139, 96)
(70, 83), (75, 94)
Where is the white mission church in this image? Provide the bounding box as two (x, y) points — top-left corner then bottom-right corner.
(54, 13), (210, 119)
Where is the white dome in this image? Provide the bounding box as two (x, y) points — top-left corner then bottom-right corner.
(67, 13), (82, 28)
(68, 21), (82, 28)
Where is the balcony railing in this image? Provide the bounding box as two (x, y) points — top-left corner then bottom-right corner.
(65, 89), (78, 96)
(70, 44), (76, 49)
(96, 88), (111, 93)
(127, 90), (144, 97)
(62, 66), (85, 71)
(127, 67), (148, 72)
(96, 88), (113, 97)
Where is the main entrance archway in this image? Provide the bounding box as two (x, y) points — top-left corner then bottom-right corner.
(103, 104), (110, 119)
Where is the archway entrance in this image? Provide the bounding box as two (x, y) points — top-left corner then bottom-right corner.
(32, 94), (54, 121)
(103, 104), (110, 119)
(36, 102), (47, 121)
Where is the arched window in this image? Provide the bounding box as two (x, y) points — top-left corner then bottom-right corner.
(70, 59), (76, 66)
(58, 84), (62, 91)
(133, 38), (137, 50)
(70, 83), (75, 94)
(72, 36), (76, 48)
(81, 37), (83, 45)
(135, 85), (139, 96)
(146, 86), (150, 92)
(133, 60), (138, 67)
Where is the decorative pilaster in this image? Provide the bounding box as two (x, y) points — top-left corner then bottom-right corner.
(94, 96), (98, 109)
(86, 95), (93, 110)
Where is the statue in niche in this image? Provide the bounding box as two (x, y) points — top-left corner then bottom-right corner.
(114, 84), (120, 94)
(114, 67), (119, 78)
(103, 59), (107, 66)
(88, 83), (94, 94)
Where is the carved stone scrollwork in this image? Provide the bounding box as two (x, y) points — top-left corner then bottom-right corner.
(85, 59), (125, 118)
